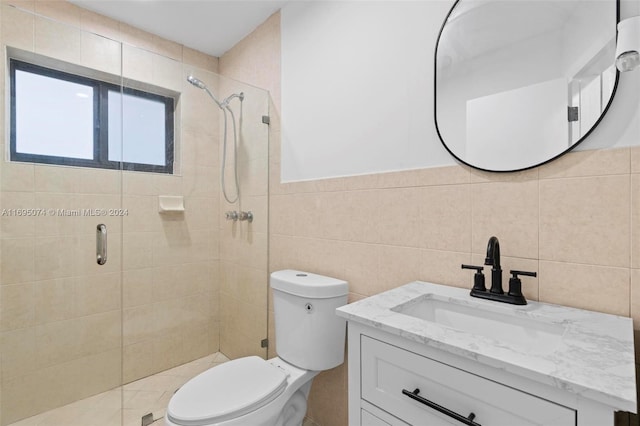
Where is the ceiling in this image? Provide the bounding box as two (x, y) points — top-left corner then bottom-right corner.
(70, 0), (288, 57)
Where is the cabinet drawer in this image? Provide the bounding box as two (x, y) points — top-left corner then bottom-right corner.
(361, 336), (575, 426)
(362, 409), (392, 426)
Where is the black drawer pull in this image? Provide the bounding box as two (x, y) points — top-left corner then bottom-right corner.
(402, 388), (482, 426)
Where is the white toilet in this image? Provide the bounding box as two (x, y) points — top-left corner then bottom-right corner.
(164, 270), (348, 426)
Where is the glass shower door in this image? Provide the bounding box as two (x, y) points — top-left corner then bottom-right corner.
(0, 5), (125, 425)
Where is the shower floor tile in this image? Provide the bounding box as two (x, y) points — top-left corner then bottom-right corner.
(8, 352), (230, 426)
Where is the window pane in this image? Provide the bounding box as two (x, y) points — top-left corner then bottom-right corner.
(108, 90), (166, 166)
(15, 69), (94, 159)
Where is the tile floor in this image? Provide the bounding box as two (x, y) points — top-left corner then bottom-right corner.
(8, 353), (230, 426)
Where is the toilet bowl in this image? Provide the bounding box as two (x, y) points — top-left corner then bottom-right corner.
(165, 270), (348, 426)
(165, 357), (318, 426)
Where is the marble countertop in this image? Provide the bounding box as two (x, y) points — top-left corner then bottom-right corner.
(336, 281), (636, 412)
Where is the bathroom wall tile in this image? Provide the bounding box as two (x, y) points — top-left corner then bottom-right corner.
(123, 268), (153, 308)
(34, 193), (78, 237)
(306, 363), (348, 426)
(2, 161), (35, 192)
(123, 341), (155, 384)
(74, 194), (123, 235)
(539, 148), (630, 179)
(75, 272), (121, 317)
(238, 158), (269, 197)
(269, 194), (296, 236)
(1, 326), (37, 379)
(468, 167), (538, 184)
(632, 147), (640, 174)
(184, 196), (218, 232)
(1, 191), (35, 237)
(153, 173), (183, 196)
(81, 31), (121, 76)
(420, 184), (471, 252)
(376, 245), (421, 293)
(122, 172), (156, 196)
(342, 242), (379, 296)
(539, 261), (629, 316)
(632, 175), (640, 268)
(341, 173), (381, 191)
(414, 164), (471, 187)
(122, 43), (154, 83)
(34, 235), (75, 281)
(151, 35), (182, 62)
(34, 0), (81, 27)
(0, 282), (34, 331)
(183, 166), (217, 197)
(124, 304), (156, 346)
(33, 277), (74, 324)
(79, 9), (120, 41)
(376, 169), (418, 189)
(1, 237), (35, 284)
(208, 319), (220, 354)
(34, 165), (77, 193)
(1, 368), (40, 424)
(540, 175), (630, 267)
(421, 250), (472, 290)
(2, 4), (35, 51)
(35, 16), (81, 64)
(378, 187), (422, 248)
(119, 22), (155, 52)
(152, 330), (186, 373)
(183, 46), (219, 72)
(267, 309), (276, 358)
(123, 232), (154, 270)
(151, 52), (183, 92)
(343, 190), (380, 244)
(470, 254), (539, 302)
(76, 311), (122, 357)
(471, 180), (538, 259)
(76, 168), (120, 195)
(3, 0), (35, 12)
(123, 195), (160, 233)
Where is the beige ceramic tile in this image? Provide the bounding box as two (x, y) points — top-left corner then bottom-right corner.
(1, 237), (35, 284)
(0, 282), (34, 331)
(468, 166), (538, 184)
(421, 250), (472, 290)
(414, 164), (471, 187)
(75, 168), (120, 195)
(81, 31), (121, 75)
(1, 191), (35, 237)
(471, 180), (538, 259)
(342, 190), (380, 244)
(3, 0), (35, 12)
(35, 16), (81, 63)
(75, 272), (121, 316)
(539, 147), (630, 179)
(341, 242), (379, 296)
(183, 46), (219, 72)
(34, 235), (75, 280)
(118, 22), (154, 52)
(632, 147), (640, 174)
(376, 169), (418, 189)
(33, 277), (74, 324)
(539, 261), (629, 316)
(34, 165), (77, 193)
(1, 326), (37, 379)
(123, 195), (159, 233)
(123, 268), (153, 308)
(2, 4), (35, 51)
(74, 232), (122, 276)
(79, 9), (120, 41)
(123, 232), (154, 270)
(124, 304), (156, 346)
(376, 245), (422, 293)
(34, 0), (81, 27)
(377, 187), (422, 248)
(306, 363), (347, 426)
(633, 175), (640, 268)
(420, 184), (470, 252)
(2, 162), (35, 192)
(540, 175), (630, 267)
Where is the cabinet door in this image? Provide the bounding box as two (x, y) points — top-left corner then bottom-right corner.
(362, 409), (392, 426)
(361, 336), (575, 426)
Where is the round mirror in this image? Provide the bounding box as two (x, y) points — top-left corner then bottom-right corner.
(435, 0), (619, 172)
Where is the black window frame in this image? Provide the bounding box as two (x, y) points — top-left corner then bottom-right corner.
(9, 58), (175, 174)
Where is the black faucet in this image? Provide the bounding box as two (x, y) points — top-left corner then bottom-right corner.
(461, 236), (536, 306)
(484, 236), (503, 294)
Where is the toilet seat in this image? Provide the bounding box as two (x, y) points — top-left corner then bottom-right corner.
(167, 356), (288, 426)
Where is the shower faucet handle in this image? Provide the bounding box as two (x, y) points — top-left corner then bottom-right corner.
(238, 211), (253, 223)
(225, 211), (239, 221)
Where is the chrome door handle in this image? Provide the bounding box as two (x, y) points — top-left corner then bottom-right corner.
(96, 224), (107, 265)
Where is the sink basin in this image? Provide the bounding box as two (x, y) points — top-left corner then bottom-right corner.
(391, 294), (567, 355)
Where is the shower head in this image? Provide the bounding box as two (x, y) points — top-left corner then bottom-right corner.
(187, 75), (207, 90)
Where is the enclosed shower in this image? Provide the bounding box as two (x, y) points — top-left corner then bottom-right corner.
(0, 3), (271, 425)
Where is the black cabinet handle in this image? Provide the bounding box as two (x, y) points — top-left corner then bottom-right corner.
(401, 388), (482, 426)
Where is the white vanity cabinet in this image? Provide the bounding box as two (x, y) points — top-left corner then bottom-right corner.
(337, 282), (637, 426)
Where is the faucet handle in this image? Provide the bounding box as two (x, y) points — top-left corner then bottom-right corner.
(508, 270), (537, 300)
(462, 264), (486, 292)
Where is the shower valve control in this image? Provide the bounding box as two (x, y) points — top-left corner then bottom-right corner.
(225, 211), (239, 221)
(238, 211), (253, 223)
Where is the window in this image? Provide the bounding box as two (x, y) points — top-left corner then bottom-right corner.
(10, 59), (175, 173)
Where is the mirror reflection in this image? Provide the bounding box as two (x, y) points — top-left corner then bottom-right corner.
(435, 0), (618, 172)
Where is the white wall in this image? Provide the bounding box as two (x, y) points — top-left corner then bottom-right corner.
(280, 0), (640, 182)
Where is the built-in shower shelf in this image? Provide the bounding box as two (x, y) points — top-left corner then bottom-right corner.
(158, 195), (185, 213)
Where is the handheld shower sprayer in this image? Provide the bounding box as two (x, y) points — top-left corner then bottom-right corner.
(186, 74), (244, 204)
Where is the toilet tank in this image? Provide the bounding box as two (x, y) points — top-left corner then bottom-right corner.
(270, 270), (348, 371)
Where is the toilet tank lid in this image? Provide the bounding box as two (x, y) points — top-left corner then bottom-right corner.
(270, 270), (348, 299)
